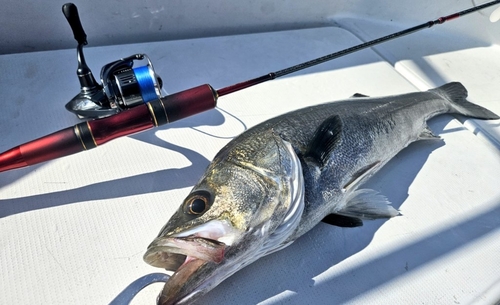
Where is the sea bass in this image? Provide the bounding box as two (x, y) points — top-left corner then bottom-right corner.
(144, 82), (499, 304)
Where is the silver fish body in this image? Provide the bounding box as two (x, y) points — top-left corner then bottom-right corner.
(144, 82), (498, 304)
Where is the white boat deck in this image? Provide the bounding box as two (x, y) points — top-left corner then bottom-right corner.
(1, 4), (499, 305)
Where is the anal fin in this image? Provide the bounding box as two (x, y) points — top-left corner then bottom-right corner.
(339, 189), (399, 220)
(418, 125), (441, 140)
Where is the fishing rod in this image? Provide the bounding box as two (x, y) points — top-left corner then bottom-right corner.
(218, 0), (500, 96)
(0, 0), (499, 173)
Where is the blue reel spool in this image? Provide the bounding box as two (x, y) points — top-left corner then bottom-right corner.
(133, 65), (159, 103)
(109, 55), (163, 110)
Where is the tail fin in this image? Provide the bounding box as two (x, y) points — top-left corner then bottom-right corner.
(430, 82), (499, 120)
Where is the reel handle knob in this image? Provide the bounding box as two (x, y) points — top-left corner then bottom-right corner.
(62, 3), (87, 45)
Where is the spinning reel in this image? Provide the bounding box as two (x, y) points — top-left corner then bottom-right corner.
(62, 3), (163, 119)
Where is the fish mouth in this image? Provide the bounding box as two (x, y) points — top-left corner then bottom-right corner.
(144, 235), (227, 305)
(144, 220), (242, 304)
(144, 235), (226, 271)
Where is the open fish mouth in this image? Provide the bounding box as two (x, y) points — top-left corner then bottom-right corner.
(144, 235), (226, 272)
(144, 235), (227, 305)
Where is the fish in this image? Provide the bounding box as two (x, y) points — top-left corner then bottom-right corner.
(143, 82), (499, 304)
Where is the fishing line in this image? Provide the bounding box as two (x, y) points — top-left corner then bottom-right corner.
(189, 107), (249, 139)
(134, 65), (158, 103)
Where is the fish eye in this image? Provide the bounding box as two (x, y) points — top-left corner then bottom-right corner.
(184, 191), (212, 215)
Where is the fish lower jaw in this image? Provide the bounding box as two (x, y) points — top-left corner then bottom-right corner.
(157, 257), (208, 305)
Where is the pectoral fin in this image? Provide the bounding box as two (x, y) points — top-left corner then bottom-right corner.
(322, 214), (363, 227)
(305, 115), (342, 167)
(342, 161), (380, 191)
(338, 189), (399, 220)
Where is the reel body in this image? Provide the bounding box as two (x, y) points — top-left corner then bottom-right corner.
(63, 3), (162, 119)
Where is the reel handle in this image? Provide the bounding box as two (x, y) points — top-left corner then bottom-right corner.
(62, 3), (87, 45)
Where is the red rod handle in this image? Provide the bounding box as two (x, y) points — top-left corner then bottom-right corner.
(0, 84), (217, 173)
(0, 127), (81, 172)
(89, 104), (155, 146)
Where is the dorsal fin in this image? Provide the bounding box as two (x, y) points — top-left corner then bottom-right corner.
(305, 115), (342, 167)
(350, 93), (369, 98)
